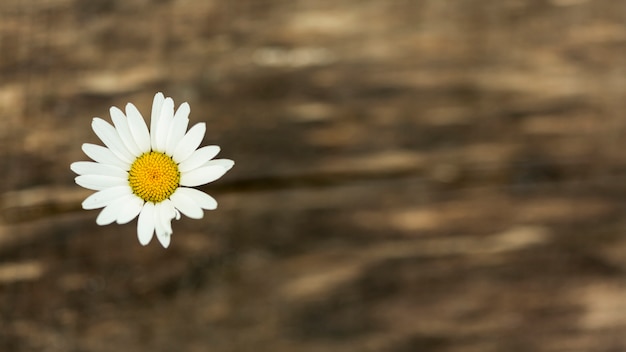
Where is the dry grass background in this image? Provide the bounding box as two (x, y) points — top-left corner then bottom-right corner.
(2, 0), (626, 351)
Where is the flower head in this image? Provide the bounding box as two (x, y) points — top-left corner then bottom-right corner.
(71, 92), (234, 248)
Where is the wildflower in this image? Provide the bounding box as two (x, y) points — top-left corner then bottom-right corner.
(71, 93), (233, 248)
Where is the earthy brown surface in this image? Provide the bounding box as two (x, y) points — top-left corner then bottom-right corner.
(2, 0), (626, 351)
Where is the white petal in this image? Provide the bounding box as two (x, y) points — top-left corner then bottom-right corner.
(96, 196), (128, 225)
(203, 158), (235, 172)
(150, 93), (165, 150)
(178, 145), (220, 173)
(156, 230), (171, 248)
(153, 201), (174, 248)
(81, 143), (130, 170)
(174, 187), (217, 210)
(125, 103), (151, 153)
(70, 161), (128, 178)
(92, 118), (134, 163)
(110, 106), (141, 156)
(165, 103), (190, 156)
(172, 123), (206, 163)
(116, 195), (144, 224)
(159, 200), (175, 235)
(96, 194), (135, 226)
(155, 98), (174, 152)
(170, 188), (204, 219)
(81, 185), (133, 210)
(137, 202), (156, 246)
(179, 165), (228, 187)
(157, 233), (171, 248)
(153, 205), (165, 237)
(75, 175), (127, 191)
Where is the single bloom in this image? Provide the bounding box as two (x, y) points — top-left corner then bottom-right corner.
(70, 92), (234, 248)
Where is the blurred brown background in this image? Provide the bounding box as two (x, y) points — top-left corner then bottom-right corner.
(2, 0), (626, 351)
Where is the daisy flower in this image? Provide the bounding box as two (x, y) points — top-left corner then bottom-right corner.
(70, 92), (234, 248)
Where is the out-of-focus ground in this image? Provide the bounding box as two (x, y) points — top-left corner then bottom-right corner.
(2, 0), (626, 351)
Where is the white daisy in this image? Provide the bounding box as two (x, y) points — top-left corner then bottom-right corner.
(70, 92), (234, 248)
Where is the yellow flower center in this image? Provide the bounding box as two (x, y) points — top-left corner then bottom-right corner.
(128, 152), (180, 203)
